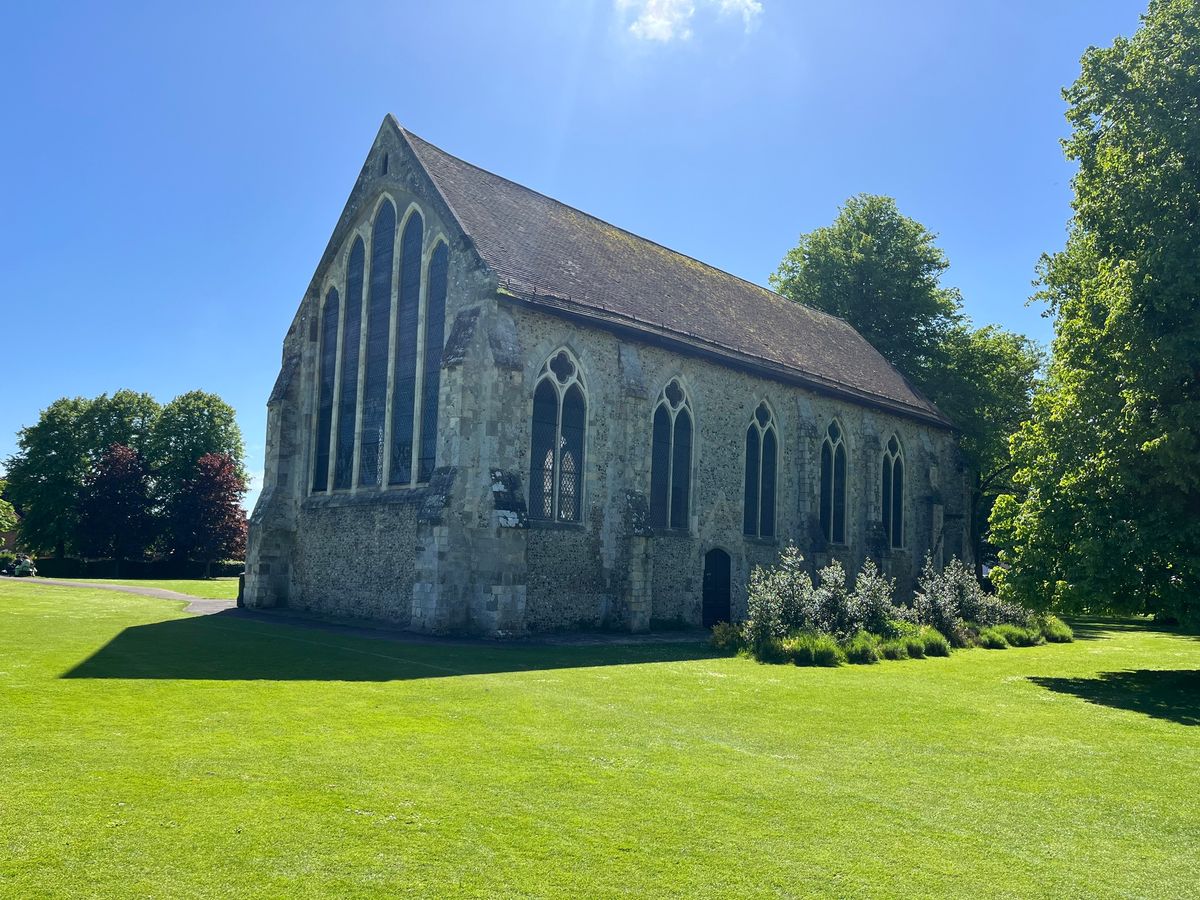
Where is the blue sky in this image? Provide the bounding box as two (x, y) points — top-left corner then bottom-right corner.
(0, 0), (1143, 509)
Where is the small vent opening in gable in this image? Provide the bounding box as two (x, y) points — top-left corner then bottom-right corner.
(380, 153), (389, 175)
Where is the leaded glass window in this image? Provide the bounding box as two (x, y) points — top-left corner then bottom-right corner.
(649, 379), (693, 529)
(333, 238), (364, 489)
(528, 350), (587, 522)
(312, 287), (339, 492)
(418, 242), (448, 482)
(820, 420), (848, 544)
(743, 402), (777, 538)
(358, 201), (395, 487)
(389, 211), (423, 485)
(882, 434), (904, 549)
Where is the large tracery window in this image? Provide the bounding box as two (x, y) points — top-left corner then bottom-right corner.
(649, 379), (692, 529)
(743, 402), (778, 538)
(311, 287), (339, 492)
(359, 200), (395, 487)
(309, 199), (449, 496)
(529, 350), (587, 523)
(882, 434), (905, 549)
(333, 237), (365, 490)
(819, 420), (848, 544)
(418, 242), (448, 482)
(389, 211), (423, 485)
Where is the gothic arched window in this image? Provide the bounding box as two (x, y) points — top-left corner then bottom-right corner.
(311, 287), (339, 492)
(649, 379), (693, 530)
(359, 200), (395, 487)
(743, 402), (778, 538)
(819, 420), (848, 544)
(529, 350), (587, 522)
(389, 210), (423, 485)
(333, 237), (364, 490)
(882, 434), (905, 549)
(418, 241), (449, 482)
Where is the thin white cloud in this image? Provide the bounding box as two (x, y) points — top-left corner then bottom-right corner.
(616, 0), (762, 42)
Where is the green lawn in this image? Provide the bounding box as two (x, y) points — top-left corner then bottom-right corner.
(1, 582), (1197, 898)
(51, 577), (241, 600)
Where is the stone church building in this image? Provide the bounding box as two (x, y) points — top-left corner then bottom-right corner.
(244, 115), (970, 635)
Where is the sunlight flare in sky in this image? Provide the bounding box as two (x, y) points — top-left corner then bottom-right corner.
(616, 0), (763, 42)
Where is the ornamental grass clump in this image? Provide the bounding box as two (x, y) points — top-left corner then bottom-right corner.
(992, 623), (1044, 647)
(782, 630), (842, 667)
(977, 627), (1010, 649)
(1038, 615), (1075, 643)
(919, 626), (951, 657)
(879, 638), (909, 661)
(842, 631), (881, 664)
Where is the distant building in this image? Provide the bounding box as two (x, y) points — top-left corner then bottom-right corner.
(245, 116), (970, 634)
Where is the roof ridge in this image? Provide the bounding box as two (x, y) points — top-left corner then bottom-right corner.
(399, 126), (855, 332)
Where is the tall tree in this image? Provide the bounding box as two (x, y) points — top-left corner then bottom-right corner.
(169, 453), (247, 576)
(930, 327), (1043, 571)
(772, 194), (1040, 566)
(0, 479), (18, 537)
(770, 193), (963, 389)
(75, 444), (155, 570)
(83, 390), (161, 461)
(5, 397), (93, 556)
(148, 391), (246, 491)
(990, 0), (1200, 622)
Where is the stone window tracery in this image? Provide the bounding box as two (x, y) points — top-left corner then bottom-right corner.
(819, 420), (848, 544)
(333, 237), (365, 490)
(418, 242), (448, 482)
(359, 200), (395, 487)
(882, 433), (905, 549)
(743, 401), (778, 538)
(311, 287), (340, 492)
(649, 378), (693, 530)
(529, 350), (587, 523)
(389, 210), (424, 485)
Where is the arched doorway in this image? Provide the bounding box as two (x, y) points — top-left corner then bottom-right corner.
(702, 548), (732, 627)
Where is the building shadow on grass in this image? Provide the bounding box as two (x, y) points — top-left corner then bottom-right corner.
(1030, 670), (1200, 726)
(61, 610), (720, 682)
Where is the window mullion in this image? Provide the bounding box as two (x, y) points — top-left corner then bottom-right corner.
(552, 386), (563, 520)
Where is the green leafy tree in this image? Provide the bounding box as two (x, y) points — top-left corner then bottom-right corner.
(150, 391), (245, 559)
(5, 397), (94, 556)
(83, 390), (161, 460)
(149, 391), (246, 491)
(0, 479), (18, 536)
(770, 193), (963, 388)
(772, 194), (1041, 565)
(990, 0), (1200, 622)
(931, 326), (1044, 570)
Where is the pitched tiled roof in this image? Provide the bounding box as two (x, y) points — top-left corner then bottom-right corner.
(399, 123), (950, 427)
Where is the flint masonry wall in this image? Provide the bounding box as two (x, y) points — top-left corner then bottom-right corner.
(472, 301), (969, 632)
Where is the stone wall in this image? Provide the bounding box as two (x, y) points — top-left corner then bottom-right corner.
(472, 300), (971, 630)
(247, 121), (972, 635)
(291, 498), (418, 622)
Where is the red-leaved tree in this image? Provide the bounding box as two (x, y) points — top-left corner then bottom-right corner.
(169, 452), (248, 576)
(75, 443), (155, 571)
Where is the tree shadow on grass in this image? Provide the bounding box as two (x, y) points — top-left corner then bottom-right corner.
(1030, 670), (1200, 726)
(61, 611), (721, 682)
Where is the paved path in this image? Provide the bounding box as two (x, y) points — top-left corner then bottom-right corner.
(2, 576), (236, 615)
